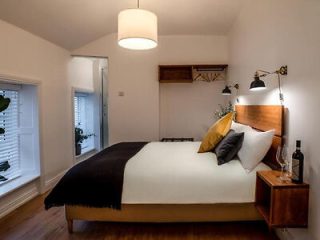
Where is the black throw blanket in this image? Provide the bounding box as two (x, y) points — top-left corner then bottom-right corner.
(44, 142), (147, 210)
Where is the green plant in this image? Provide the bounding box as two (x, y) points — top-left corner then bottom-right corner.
(0, 161), (10, 182)
(0, 95), (11, 134)
(214, 101), (235, 119)
(0, 94), (11, 182)
(75, 127), (93, 145)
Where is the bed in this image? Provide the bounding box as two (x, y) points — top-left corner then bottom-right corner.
(48, 105), (285, 233)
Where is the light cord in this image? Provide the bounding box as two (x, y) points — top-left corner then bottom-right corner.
(277, 73), (284, 105)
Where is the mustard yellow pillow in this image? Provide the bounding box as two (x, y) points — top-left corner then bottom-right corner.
(198, 112), (233, 153)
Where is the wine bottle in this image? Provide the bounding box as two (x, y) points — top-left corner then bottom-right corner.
(291, 140), (304, 183)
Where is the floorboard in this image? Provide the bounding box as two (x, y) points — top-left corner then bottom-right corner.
(0, 194), (279, 240)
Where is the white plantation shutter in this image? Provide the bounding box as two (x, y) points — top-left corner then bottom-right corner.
(0, 89), (20, 184)
(74, 96), (78, 126)
(74, 94), (86, 130)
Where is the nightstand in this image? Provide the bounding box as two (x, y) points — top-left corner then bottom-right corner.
(255, 170), (309, 228)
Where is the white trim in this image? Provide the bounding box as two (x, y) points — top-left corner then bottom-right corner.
(75, 149), (98, 164)
(71, 55), (108, 59)
(276, 229), (296, 240)
(0, 169), (68, 219)
(71, 88), (76, 164)
(0, 83), (22, 91)
(0, 174), (40, 198)
(0, 72), (41, 86)
(73, 87), (94, 94)
(42, 170), (68, 194)
(0, 71), (44, 193)
(0, 186), (39, 219)
(71, 87), (96, 164)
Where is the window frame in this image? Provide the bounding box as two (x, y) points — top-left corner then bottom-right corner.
(72, 88), (98, 162)
(74, 92), (94, 152)
(0, 77), (41, 198)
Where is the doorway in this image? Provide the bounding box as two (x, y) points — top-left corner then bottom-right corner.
(70, 56), (109, 159)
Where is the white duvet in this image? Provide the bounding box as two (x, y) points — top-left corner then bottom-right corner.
(122, 142), (270, 204)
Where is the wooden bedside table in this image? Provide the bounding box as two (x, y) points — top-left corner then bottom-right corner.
(255, 170), (309, 228)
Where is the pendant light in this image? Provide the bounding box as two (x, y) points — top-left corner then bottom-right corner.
(118, 0), (158, 50)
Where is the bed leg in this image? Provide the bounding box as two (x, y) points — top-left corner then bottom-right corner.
(67, 219), (73, 233)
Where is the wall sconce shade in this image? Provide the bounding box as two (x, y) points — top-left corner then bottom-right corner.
(118, 9), (158, 50)
(222, 83), (239, 95)
(222, 86), (232, 95)
(249, 75), (266, 91)
(249, 65), (287, 103)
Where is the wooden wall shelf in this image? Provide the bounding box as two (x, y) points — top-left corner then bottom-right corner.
(159, 64), (228, 83)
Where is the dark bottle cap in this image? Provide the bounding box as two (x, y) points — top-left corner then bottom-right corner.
(296, 140), (301, 148)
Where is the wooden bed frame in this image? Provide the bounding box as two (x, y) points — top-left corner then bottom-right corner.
(65, 105), (285, 233)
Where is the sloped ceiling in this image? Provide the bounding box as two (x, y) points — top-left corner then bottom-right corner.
(0, 0), (246, 50)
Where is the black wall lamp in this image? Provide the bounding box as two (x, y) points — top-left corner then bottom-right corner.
(250, 65), (287, 102)
(222, 84), (239, 96)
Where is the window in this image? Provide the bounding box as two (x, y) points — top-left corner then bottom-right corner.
(0, 82), (40, 196)
(74, 92), (95, 154)
(0, 89), (20, 184)
(74, 94), (87, 131)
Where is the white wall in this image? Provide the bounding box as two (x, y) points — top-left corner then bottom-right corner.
(0, 19), (74, 215)
(159, 36), (228, 140)
(73, 34), (228, 143)
(68, 57), (94, 91)
(228, 1), (320, 239)
(73, 33), (159, 144)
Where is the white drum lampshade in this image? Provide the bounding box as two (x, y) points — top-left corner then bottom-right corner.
(118, 9), (158, 50)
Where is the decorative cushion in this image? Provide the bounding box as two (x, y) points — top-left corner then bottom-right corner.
(214, 130), (244, 165)
(198, 112), (233, 153)
(231, 121), (252, 133)
(238, 129), (275, 172)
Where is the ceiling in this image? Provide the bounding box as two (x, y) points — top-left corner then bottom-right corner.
(0, 0), (246, 50)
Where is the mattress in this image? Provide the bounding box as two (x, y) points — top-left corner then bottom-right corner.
(122, 142), (270, 204)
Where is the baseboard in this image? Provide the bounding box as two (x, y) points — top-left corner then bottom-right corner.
(276, 229), (298, 240)
(0, 170), (68, 219)
(0, 187), (39, 219)
(43, 170), (67, 193)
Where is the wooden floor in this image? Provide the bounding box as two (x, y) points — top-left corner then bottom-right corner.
(0, 194), (279, 240)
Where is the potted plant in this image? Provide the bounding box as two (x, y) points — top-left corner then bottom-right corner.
(75, 127), (93, 156)
(0, 95), (11, 182)
(214, 101), (235, 119)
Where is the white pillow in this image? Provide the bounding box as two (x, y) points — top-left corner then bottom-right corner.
(231, 121), (252, 133)
(238, 129), (275, 172)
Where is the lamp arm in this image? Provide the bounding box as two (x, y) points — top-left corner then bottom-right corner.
(256, 69), (273, 78)
(256, 69), (271, 75)
(227, 83), (239, 89)
(251, 65), (287, 104)
(256, 66), (288, 77)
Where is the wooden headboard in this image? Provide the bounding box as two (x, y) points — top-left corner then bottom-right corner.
(235, 105), (284, 170)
